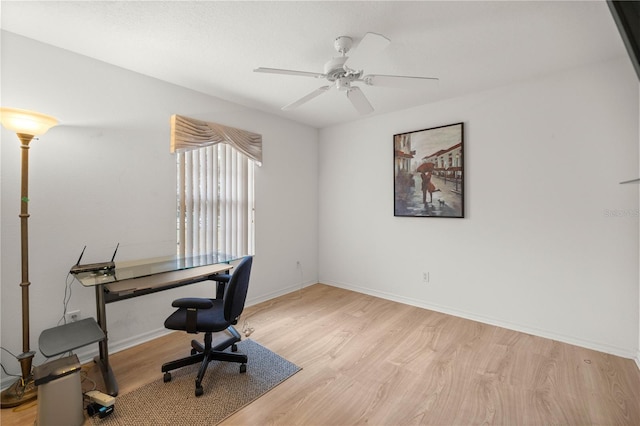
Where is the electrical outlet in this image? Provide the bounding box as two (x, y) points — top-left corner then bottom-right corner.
(423, 272), (429, 284)
(66, 310), (81, 323)
(296, 260), (301, 268)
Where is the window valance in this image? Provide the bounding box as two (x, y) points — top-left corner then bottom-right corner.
(170, 114), (262, 164)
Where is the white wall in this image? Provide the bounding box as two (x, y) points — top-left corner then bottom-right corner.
(0, 32), (318, 387)
(319, 57), (639, 358)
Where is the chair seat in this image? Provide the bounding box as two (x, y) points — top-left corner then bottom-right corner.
(164, 299), (229, 332)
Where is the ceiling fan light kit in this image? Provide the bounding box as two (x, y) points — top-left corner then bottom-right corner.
(254, 32), (439, 115)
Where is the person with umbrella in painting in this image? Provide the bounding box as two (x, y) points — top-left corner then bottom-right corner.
(417, 162), (440, 205)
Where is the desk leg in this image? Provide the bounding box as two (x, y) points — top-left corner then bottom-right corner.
(95, 285), (119, 396)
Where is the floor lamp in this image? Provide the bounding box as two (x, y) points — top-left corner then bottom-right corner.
(0, 107), (58, 408)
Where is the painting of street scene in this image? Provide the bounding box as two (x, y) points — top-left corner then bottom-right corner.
(394, 122), (464, 218)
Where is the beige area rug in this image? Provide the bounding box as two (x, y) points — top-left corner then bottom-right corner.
(93, 339), (301, 425)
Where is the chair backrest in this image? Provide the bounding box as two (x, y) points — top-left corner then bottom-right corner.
(224, 256), (253, 322)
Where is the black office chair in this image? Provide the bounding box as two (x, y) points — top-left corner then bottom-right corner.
(161, 255), (253, 396)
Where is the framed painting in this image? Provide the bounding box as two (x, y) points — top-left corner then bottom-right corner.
(394, 122), (464, 218)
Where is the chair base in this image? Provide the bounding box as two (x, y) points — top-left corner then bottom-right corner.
(161, 326), (247, 396)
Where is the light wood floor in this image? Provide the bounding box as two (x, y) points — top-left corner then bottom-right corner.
(2, 283), (640, 425)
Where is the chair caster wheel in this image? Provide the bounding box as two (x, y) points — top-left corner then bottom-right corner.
(163, 372), (172, 382)
(232, 343), (238, 352)
(195, 386), (203, 397)
(240, 364), (247, 373)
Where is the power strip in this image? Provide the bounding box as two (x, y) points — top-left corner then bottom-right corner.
(87, 402), (114, 419)
(86, 390), (115, 407)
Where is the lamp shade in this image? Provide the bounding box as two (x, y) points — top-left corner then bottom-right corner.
(0, 107), (58, 136)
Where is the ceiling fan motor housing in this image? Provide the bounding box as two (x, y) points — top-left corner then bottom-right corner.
(324, 56), (350, 81)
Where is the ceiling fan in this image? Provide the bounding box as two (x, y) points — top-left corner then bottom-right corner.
(254, 33), (439, 115)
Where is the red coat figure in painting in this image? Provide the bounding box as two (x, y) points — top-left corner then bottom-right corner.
(420, 172), (436, 203)
(418, 162), (440, 204)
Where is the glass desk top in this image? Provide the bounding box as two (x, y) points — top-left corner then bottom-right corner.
(71, 252), (239, 287)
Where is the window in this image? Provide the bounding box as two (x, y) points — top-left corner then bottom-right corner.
(171, 114), (261, 259)
(177, 143), (255, 258)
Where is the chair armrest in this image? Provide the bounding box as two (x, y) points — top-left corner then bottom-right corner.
(171, 298), (214, 310)
(212, 274), (231, 283)
(212, 273), (231, 299)
(171, 298), (214, 333)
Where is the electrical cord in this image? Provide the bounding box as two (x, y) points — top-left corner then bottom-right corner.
(290, 259), (305, 300)
(0, 347), (22, 378)
(0, 363), (21, 378)
(298, 260), (304, 294)
(241, 318), (255, 337)
(57, 273), (75, 326)
(1, 346), (19, 359)
(80, 366), (97, 393)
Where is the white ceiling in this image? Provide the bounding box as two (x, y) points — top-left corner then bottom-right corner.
(0, 1), (628, 128)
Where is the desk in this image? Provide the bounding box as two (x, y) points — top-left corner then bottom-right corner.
(71, 253), (239, 396)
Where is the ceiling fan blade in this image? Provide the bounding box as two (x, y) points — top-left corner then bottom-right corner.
(254, 67), (325, 79)
(362, 74), (439, 88)
(347, 86), (374, 115)
(348, 32), (390, 69)
(620, 178), (640, 184)
(282, 85), (331, 110)
(355, 32), (391, 56)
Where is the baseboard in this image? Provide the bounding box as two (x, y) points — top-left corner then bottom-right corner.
(323, 280), (638, 361)
(636, 350), (640, 371)
(245, 279), (316, 307)
(69, 327), (176, 369)
(108, 327), (175, 355)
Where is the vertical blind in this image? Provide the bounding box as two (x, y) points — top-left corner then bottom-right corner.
(172, 115), (260, 258)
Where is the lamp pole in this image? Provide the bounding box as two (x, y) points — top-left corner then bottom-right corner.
(18, 134), (35, 380)
(1, 108), (57, 408)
